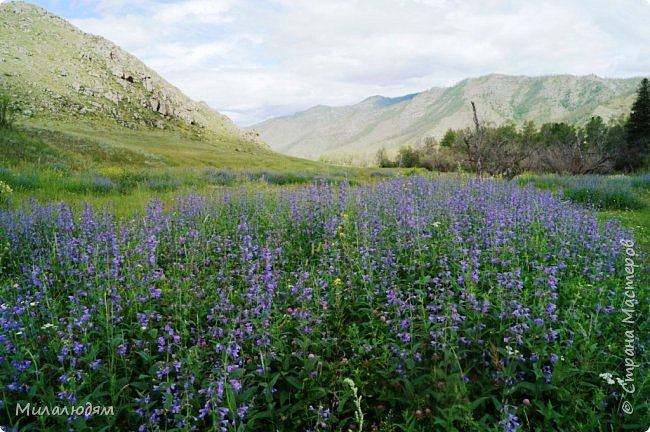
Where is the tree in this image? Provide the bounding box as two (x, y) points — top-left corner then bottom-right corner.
(397, 145), (420, 168)
(621, 78), (650, 171)
(535, 122), (582, 173)
(579, 116), (615, 173)
(440, 129), (457, 147)
(0, 91), (15, 129)
(375, 147), (394, 168)
(461, 101), (483, 175)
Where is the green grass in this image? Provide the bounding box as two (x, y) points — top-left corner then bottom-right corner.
(598, 189), (650, 263)
(517, 172), (649, 265)
(14, 119), (325, 170)
(0, 119), (387, 216)
(517, 173), (648, 210)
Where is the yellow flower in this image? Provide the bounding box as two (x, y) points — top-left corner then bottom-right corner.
(334, 278), (343, 286)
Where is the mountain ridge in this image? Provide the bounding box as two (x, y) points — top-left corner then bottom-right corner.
(250, 73), (641, 163)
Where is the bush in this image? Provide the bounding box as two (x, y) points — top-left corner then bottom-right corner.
(0, 91), (15, 129)
(0, 180), (13, 205)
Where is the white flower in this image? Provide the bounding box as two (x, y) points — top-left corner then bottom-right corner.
(41, 323), (54, 329)
(505, 346), (520, 356)
(432, 221), (441, 228)
(599, 372), (615, 385)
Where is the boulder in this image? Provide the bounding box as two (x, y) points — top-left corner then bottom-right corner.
(142, 76), (153, 92)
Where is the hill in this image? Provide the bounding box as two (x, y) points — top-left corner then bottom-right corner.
(250, 74), (641, 164)
(0, 1), (317, 170)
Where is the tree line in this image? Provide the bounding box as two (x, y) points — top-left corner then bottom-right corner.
(377, 78), (650, 175)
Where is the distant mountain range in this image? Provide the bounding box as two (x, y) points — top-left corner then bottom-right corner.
(250, 74), (641, 163)
(0, 1), (317, 170)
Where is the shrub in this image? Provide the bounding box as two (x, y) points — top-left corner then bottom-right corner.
(0, 91), (15, 129)
(0, 180), (12, 205)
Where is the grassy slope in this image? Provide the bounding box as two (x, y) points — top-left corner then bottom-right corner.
(0, 120), (384, 217)
(0, 1), (328, 179)
(15, 119), (324, 170)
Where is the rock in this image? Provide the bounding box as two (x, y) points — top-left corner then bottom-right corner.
(150, 98), (160, 112)
(22, 109), (32, 117)
(154, 120), (165, 129)
(142, 76), (153, 92)
(103, 90), (121, 104)
(110, 65), (123, 77)
(159, 102), (170, 116)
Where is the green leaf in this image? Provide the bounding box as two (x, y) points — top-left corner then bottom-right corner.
(285, 375), (302, 390)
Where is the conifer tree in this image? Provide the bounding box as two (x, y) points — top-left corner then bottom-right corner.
(620, 78), (650, 170)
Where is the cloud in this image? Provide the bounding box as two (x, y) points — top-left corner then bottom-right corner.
(27, 0), (650, 125)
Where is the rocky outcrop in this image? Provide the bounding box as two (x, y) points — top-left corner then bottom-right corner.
(0, 1), (255, 146)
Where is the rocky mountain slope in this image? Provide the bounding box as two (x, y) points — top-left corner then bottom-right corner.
(251, 74), (641, 163)
(0, 1), (305, 169)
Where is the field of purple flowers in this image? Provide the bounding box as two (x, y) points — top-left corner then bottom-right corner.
(0, 176), (647, 431)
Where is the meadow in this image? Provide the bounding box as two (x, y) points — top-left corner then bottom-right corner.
(0, 175), (648, 431)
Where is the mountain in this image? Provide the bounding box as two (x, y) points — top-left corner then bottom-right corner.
(250, 74), (641, 164)
(0, 1), (316, 170)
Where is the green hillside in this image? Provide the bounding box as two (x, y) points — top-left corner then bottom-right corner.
(0, 1), (320, 172)
(251, 74), (640, 164)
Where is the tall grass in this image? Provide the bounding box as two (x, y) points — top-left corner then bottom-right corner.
(518, 173), (648, 210)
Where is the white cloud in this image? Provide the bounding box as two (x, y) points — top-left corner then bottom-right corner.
(153, 0), (234, 25)
(29, 0), (650, 125)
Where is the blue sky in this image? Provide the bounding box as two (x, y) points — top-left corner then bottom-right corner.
(8, 0), (650, 125)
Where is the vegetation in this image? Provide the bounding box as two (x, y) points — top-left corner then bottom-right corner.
(0, 91), (15, 129)
(518, 173), (648, 210)
(254, 75), (641, 163)
(379, 78), (650, 175)
(620, 78), (650, 171)
(1, 176), (647, 431)
(0, 180), (12, 205)
(2, 8), (649, 430)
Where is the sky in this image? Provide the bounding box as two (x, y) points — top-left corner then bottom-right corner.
(9, 0), (650, 125)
